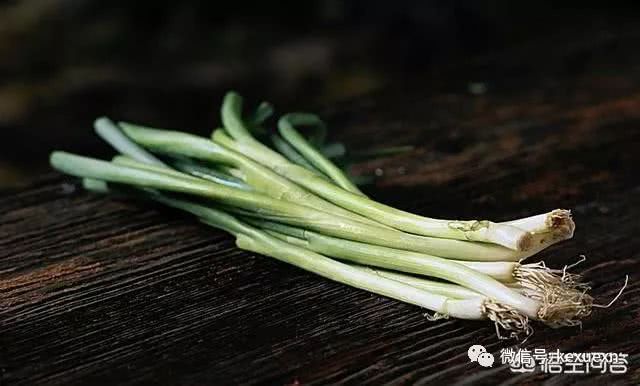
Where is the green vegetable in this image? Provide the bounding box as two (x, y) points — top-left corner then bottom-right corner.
(216, 92), (533, 251)
(51, 151), (531, 261)
(277, 113), (364, 195)
(82, 180), (510, 324)
(48, 90), (599, 338)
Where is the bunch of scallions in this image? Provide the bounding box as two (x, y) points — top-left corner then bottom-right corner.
(51, 91), (601, 339)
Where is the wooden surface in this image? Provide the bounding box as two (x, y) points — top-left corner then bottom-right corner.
(3, 71), (640, 384)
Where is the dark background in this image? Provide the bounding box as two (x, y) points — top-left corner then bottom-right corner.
(1, 1), (638, 188)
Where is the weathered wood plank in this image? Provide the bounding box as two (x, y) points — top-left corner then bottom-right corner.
(2, 78), (640, 385)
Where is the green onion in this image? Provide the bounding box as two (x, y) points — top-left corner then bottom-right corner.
(256, 221), (590, 309)
(235, 233), (491, 321)
(216, 93), (533, 250)
(503, 209), (575, 240)
(119, 122), (386, 228)
(52, 152), (589, 329)
(171, 158), (252, 190)
(94, 117), (167, 166)
(83, 180), (525, 326)
(115, 125), (552, 259)
(277, 113), (364, 195)
(48, 91), (603, 338)
(50, 151), (536, 261)
(359, 267), (484, 299)
(270, 133), (324, 174)
(141, 190), (577, 330)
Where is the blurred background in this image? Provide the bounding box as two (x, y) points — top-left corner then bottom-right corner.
(1, 0), (638, 188)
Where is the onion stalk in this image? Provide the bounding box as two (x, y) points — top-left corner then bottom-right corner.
(81, 180), (532, 334)
(217, 91), (533, 251)
(256, 219), (586, 292)
(145, 190), (586, 330)
(51, 151), (538, 261)
(251, 220), (593, 325)
(277, 112), (364, 195)
(118, 122), (385, 228)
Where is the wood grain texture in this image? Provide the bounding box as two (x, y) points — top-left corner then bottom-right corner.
(3, 60), (640, 385)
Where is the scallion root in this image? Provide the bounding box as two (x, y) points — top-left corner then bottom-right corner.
(535, 285), (593, 328)
(513, 261), (593, 327)
(481, 299), (533, 340)
(424, 312), (450, 321)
